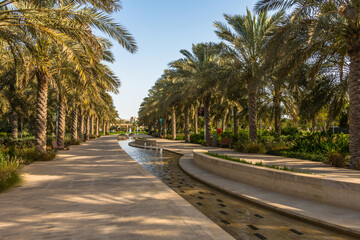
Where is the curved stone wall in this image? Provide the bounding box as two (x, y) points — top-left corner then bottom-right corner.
(193, 151), (360, 211)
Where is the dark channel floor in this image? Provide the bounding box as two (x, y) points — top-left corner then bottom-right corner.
(119, 140), (356, 240)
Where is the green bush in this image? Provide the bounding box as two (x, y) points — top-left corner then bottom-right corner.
(292, 132), (349, 155)
(21, 149), (56, 164)
(327, 153), (346, 167)
(0, 153), (22, 192)
(244, 142), (266, 154)
(281, 127), (300, 136)
(190, 133), (204, 144)
(0, 137), (35, 149)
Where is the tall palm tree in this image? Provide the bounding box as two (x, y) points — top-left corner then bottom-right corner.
(171, 43), (225, 144)
(1, 1), (137, 152)
(255, 0), (359, 168)
(214, 9), (284, 142)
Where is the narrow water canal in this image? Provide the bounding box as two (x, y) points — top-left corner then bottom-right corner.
(118, 140), (355, 240)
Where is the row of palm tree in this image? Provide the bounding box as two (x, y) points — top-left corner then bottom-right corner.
(0, 1), (136, 152)
(139, 2), (358, 168)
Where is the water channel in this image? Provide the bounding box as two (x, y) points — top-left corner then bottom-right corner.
(118, 139), (355, 240)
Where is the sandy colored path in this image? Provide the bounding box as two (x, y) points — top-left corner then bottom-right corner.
(0, 135), (232, 240)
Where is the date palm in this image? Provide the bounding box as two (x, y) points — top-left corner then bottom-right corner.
(1, 1), (136, 152)
(255, 0), (359, 168)
(172, 43), (225, 144)
(214, 9), (284, 142)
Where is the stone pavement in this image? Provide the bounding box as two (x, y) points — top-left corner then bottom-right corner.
(138, 136), (360, 236)
(0, 135), (233, 240)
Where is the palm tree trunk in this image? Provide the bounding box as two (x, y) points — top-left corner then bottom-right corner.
(85, 115), (90, 140)
(35, 71), (48, 153)
(71, 105), (78, 143)
(222, 111), (228, 132)
(103, 120), (106, 135)
(204, 97), (211, 145)
(248, 89), (257, 143)
(79, 108), (84, 140)
(90, 115), (94, 139)
(96, 117), (99, 136)
(171, 106), (176, 140)
(233, 106), (239, 135)
(194, 108), (198, 134)
(57, 95), (66, 147)
(11, 112), (18, 139)
(348, 50), (360, 169)
(184, 106), (190, 142)
(274, 85), (281, 140)
(163, 117), (167, 138)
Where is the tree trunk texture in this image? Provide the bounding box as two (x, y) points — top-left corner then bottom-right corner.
(194, 109), (198, 134)
(85, 115), (90, 140)
(35, 72), (48, 153)
(163, 117), (167, 138)
(79, 109), (84, 140)
(11, 112), (18, 139)
(233, 106), (239, 135)
(71, 106), (78, 142)
(57, 95), (66, 147)
(103, 120), (106, 135)
(274, 85), (281, 140)
(90, 115), (94, 139)
(222, 111), (228, 132)
(184, 107), (190, 142)
(204, 97), (211, 145)
(171, 106), (176, 140)
(348, 49), (360, 169)
(96, 117), (99, 136)
(248, 90), (257, 143)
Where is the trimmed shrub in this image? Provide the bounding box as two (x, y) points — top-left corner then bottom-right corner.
(244, 142), (266, 154)
(327, 153), (346, 167)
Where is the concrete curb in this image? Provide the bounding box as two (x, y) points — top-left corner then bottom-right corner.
(128, 141), (360, 237)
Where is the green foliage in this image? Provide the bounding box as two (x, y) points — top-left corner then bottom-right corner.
(190, 132), (204, 144)
(267, 149), (327, 162)
(21, 149), (56, 164)
(292, 132), (349, 155)
(244, 142), (267, 154)
(0, 137), (35, 149)
(281, 127), (300, 136)
(0, 153), (22, 192)
(327, 153), (347, 167)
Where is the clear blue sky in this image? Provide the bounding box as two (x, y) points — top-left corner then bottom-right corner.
(107, 0), (257, 119)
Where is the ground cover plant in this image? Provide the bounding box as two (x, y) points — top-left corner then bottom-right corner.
(0, 153), (22, 192)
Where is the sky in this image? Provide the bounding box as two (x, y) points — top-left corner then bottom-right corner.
(106, 0), (257, 119)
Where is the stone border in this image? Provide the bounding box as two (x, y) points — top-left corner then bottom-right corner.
(127, 141), (360, 237)
(193, 151), (360, 212)
(133, 138), (156, 146)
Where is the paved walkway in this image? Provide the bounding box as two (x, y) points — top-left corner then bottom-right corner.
(0, 135), (233, 240)
(137, 136), (360, 236)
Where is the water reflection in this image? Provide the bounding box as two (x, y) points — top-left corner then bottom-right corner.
(119, 140), (355, 240)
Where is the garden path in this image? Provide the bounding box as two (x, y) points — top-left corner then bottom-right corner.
(0, 135), (232, 240)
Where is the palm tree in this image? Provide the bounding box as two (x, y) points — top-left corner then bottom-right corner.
(1, 1), (137, 152)
(254, 0), (359, 167)
(171, 43), (226, 145)
(214, 9), (284, 142)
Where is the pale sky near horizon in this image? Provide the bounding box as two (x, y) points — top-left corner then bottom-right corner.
(107, 0), (257, 120)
